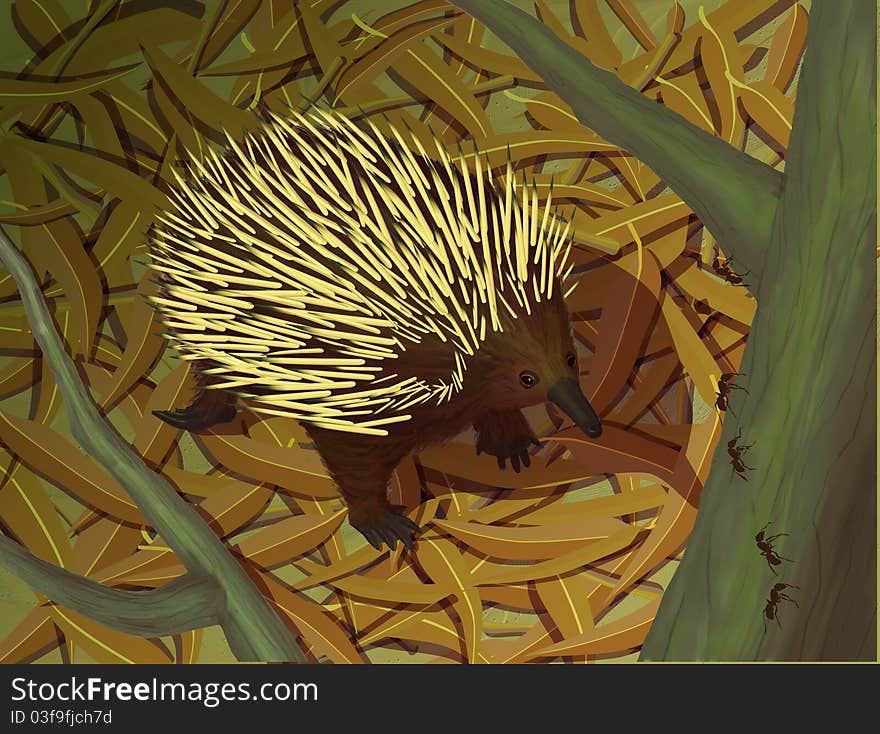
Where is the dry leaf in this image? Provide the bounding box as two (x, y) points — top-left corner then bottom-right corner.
(765, 4), (808, 92)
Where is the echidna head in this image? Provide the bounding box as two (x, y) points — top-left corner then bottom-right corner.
(474, 292), (602, 438)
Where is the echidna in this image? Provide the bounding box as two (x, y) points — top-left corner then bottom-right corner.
(148, 108), (602, 550)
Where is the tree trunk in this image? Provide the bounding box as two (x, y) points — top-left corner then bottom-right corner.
(642, 0), (876, 660)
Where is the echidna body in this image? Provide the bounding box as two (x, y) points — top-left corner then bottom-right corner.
(149, 109), (602, 549)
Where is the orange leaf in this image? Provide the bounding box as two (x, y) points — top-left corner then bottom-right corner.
(415, 536), (482, 663)
(334, 15), (458, 102)
(0, 464), (73, 569)
(0, 410), (141, 522)
(199, 432), (340, 499)
(734, 80), (794, 150)
(72, 519), (143, 578)
(535, 575), (595, 641)
(765, 4), (808, 92)
(569, 0), (622, 68)
(658, 288), (721, 406)
(527, 598), (660, 658)
(434, 516), (628, 561)
(141, 43), (258, 140)
(698, 6), (746, 145)
(433, 28), (543, 83)
(0, 608), (61, 664)
(606, 0), (657, 51)
(197, 479), (274, 538)
(327, 575), (451, 606)
(94, 548), (181, 588)
(99, 274), (165, 410)
(47, 605), (172, 664)
(233, 509), (346, 568)
(175, 628), (203, 664)
(672, 261), (756, 325)
(472, 525), (640, 585)
(254, 569), (364, 663)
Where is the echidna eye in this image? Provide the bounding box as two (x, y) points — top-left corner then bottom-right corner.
(519, 371), (538, 388)
(566, 353), (577, 368)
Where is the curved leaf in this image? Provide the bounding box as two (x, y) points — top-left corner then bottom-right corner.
(334, 15), (458, 103)
(0, 64), (139, 102)
(0, 410), (142, 523)
(765, 4), (808, 92)
(142, 43), (258, 141)
(415, 536), (482, 663)
(527, 598), (660, 658)
(199, 432), (340, 499)
(434, 516), (627, 561)
(233, 508), (346, 568)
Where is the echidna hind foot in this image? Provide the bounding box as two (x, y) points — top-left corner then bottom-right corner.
(356, 507), (422, 552)
(153, 389), (237, 431)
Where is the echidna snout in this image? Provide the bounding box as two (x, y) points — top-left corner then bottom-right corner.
(547, 378), (603, 438)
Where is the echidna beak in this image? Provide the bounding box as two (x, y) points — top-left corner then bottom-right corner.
(547, 378), (603, 439)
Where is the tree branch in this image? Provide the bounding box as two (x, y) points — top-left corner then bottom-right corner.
(0, 224), (305, 662)
(446, 0), (783, 275)
(0, 536), (220, 637)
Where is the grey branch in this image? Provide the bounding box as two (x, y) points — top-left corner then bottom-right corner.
(0, 536), (220, 637)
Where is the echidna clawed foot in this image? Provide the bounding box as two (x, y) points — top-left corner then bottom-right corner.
(353, 508), (421, 552)
(153, 390), (237, 431)
(474, 410), (543, 474)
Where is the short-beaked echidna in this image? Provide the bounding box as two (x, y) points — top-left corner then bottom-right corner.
(148, 109), (602, 550)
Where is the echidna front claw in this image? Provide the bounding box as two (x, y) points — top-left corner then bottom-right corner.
(362, 527), (382, 551)
(474, 409), (543, 473)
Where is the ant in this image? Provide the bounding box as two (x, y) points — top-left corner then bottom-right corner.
(715, 372), (748, 415)
(755, 523), (791, 573)
(763, 582), (799, 630)
(715, 372), (749, 416)
(727, 428), (754, 480)
(711, 247), (749, 286)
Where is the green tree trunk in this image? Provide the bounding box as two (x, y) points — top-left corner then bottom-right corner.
(641, 0), (876, 660)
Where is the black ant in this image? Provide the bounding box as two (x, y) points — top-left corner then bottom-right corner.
(763, 582), (799, 630)
(727, 428), (754, 480)
(756, 523), (791, 573)
(715, 372), (748, 415)
(711, 247), (749, 286)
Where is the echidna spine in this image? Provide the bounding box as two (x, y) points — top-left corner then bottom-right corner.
(149, 109), (574, 435)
